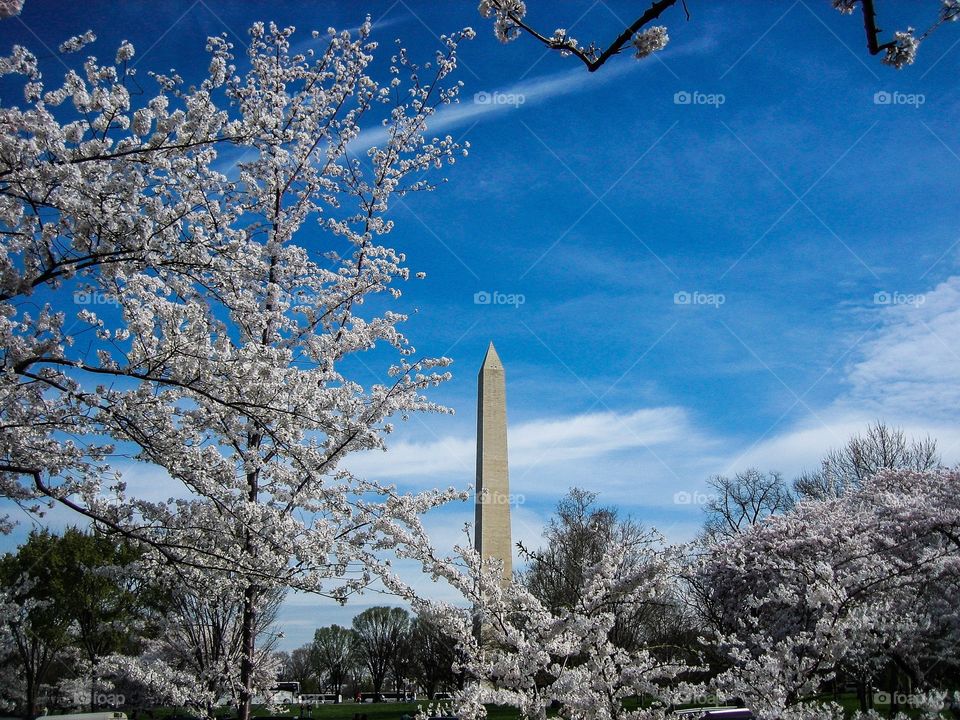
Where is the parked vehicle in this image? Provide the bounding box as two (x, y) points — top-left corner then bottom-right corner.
(673, 707), (755, 719)
(297, 693), (342, 704)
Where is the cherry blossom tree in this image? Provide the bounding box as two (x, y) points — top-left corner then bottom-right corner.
(695, 468), (960, 720)
(397, 526), (699, 720)
(0, 578), (42, 715)
(477, 0), (960, 71)
(0, 17), (472, 719)
(0, 0), (23, 20)
(521, 488), (689, 654)
(401, 467), (960, 720)
(124, 583), (286, 715)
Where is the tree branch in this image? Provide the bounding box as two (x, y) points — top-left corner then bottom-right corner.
(505, 0), (681, 72)
(860, 0), (896, 55)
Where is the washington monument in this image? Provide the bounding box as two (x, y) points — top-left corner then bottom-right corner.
(474, 341), (512, 580)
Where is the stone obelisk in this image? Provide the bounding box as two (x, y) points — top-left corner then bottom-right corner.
(475, 342), (512, 580)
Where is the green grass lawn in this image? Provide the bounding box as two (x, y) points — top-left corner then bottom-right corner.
(380, 693), (955, 719)
(300, 703), (425, 720)
(154, 691), (959, 720)
(797, 692), (956, 719)
(149, 701), (524, 720)
(249, 704), (520, 720)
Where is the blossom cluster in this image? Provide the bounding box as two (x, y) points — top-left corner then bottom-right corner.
(632, 26), (669, 59)
(478, 0), (527, 43)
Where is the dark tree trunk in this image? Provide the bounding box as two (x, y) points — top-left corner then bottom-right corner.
(238, 450), (262, 720)
(238, 582), (258, 720)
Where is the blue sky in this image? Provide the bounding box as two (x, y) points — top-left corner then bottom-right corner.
(3, 0), (960, 649)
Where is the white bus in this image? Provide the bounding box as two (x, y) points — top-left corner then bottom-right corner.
(298, 693), (342, 705)
(252, 681), (301, 705)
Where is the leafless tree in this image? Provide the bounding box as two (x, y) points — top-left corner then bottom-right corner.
(279, 645), (315, 692)
(158, 585), (283, 716)
(700, 469), (794, 543)
(794, 421), (940, 500)
(683, 469), (793, 641)
(350, 606), (410, 700)
(388, 623), (412, 699)
(410, 611), (460, 699)
(310, 624), (354, 697)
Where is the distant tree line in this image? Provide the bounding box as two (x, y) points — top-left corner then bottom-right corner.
(275, 606), (461, 702)
(0, 526), (293, 717)
(0, 527), (461, 717)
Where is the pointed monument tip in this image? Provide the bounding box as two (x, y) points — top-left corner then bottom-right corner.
(481, 341), (503, 371)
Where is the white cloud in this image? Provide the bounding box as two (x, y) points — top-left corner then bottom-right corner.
(213, 64), (643, 183)
(723, 416), (876, 478)
(347, 405), (704, 483)
(353, 61), (642, 149)
(719, 276), (960, 477)
(513, 407), (691, 461)
(841, 276), (960, 421)
(660, 31), (721, 59)
(348, 435), (474, 480)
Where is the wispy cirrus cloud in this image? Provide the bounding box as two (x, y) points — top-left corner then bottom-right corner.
(721, 275), (960, 477)
(353, 60), (644, 150)
(346, 405), (710, 484)
(841, 276), (960, 421)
